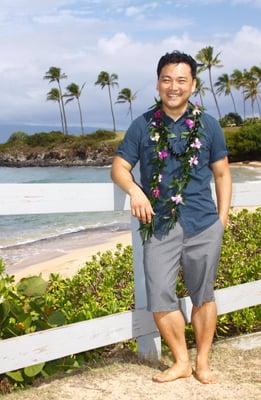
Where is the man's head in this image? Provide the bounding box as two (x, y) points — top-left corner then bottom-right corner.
(156, 51), (197, 117)
(157, 51), (197, 80)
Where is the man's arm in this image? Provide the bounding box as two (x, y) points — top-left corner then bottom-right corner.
(211, 156), (232, 227)
(111, 155), (155, 224)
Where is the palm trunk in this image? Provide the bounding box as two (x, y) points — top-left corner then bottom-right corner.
(199, 92), (204, 108)
(208, 67), (222, 119)
(57, 80), (68, 135)
(129, 102), (133, 122)
(230, 91), (237, 114)
(108, 85), (116, 132)
(251, 99), (254, 117)
(58, 99), (65, 134)
(256, 96), (261, 117)
(77, 98), (84, 135)
(242, 89), (246, 120)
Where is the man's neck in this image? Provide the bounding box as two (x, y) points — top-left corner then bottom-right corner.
(162, 103), (188, 122)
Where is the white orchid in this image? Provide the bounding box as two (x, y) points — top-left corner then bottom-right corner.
(151, 132), (160, 142)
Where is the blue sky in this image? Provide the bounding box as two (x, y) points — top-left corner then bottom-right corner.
(0, 0), (260, 133)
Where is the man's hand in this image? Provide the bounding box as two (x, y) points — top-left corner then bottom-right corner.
(129, 186), (155, 224)
(219, 214), (228, 227)
(111, 156), (155, 224)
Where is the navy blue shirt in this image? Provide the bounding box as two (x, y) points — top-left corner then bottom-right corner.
(115, 109), (228, 237)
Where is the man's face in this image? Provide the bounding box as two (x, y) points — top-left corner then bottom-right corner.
(156, 62), (196, 114)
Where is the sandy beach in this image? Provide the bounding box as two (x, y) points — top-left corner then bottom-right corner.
(4, 230), (132, 282)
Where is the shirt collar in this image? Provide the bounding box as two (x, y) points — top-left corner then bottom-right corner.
(162, 107), (190, 125)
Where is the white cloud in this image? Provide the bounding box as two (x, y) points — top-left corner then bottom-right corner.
(232, 0), (261, 6)
(125, 2), (159, 17)
(125, 6), (140, 17)
(98, 33), (132, 55)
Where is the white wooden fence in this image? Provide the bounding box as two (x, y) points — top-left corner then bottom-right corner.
(0, 173), (260, 375)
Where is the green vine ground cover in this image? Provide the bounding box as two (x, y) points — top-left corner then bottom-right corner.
(0, 208), (260, 393)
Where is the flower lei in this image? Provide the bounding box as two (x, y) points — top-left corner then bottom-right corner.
(139, 99), (203, 243)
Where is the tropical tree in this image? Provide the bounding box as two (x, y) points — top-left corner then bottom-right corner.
(214, 73), (237, 114)
(193, 77), (208, 108)
(195, 46), (223, 118)
(64, 82), (86, 135)
(44, 67), (68, 134)
(250, 65), (261, 85)
(95, 71), (118, 132)
(116, 88), (137, 122)
(243, 71), (260, 117)
(46, 88), (64, 133)
(250, 65), (261, 113)
(231, 69), (247, 120)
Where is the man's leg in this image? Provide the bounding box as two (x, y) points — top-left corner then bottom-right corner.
(152, 310), (192, 383)
(181, 219), (224, 384)
(191, 301), (217, 383)
(143, 223), (192, 383)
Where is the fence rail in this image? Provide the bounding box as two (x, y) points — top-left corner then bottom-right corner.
(0, 177), (260, 374)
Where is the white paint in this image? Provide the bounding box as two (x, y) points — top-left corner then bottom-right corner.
(0, 181), (260, 215)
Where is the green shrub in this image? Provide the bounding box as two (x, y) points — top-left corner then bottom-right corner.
(25, 131), (67, 147)
(7, 131), (28, 144)
(219, 112), (243, 127)
(0, 209), (260, 390)
(225, 121), (261, 161)
(88, 130), (116, 141)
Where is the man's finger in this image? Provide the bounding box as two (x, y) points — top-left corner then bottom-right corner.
(139, 207), (147, 224)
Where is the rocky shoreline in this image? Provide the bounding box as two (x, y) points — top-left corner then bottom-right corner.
(0, 147), (114, 167)
(0, 147), (260, 168)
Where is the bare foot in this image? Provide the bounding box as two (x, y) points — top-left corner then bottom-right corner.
(152, 362), (192, 383)
(194, 368), (218, 384)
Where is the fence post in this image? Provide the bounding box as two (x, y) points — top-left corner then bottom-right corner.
(131, 163), (161, 360)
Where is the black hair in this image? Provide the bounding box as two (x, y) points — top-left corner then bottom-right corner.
(157, 50), (197, 79)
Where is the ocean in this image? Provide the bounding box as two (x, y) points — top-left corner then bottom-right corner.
(0, 165), (260, 270)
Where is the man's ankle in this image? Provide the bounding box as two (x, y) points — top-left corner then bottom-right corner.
(196, 353), (209, 368)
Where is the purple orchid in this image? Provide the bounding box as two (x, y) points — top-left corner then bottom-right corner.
(185, 118), (195, 129)
(152, 187), (160, 198)
(189, 155), (199, 166)
(154, 109), (162, 119)
(158, 150), (169, 160)
(171, 194), (183, 204)
(190, 138), (202, 149)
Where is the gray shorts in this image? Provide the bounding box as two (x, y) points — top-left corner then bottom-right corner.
(143, 219), (224, 312)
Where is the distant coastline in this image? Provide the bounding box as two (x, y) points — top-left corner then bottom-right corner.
(0, 155), (113, 167)
(0, 158), (260, 168)
(0, 129), (123, 167)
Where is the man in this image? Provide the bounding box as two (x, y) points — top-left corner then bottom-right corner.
(111, 51), (232, 384)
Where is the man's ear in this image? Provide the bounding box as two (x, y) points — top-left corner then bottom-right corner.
(191, 78), (197, 94)
(156, 80), (159, 91)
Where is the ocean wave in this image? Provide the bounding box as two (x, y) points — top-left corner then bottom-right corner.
(0, 220), (130, 250)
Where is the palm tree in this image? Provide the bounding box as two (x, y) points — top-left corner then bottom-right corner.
(250, 66), (261, 113)
(214, 73), (237, 114)
(44, 67), (68, 134)
(243, 71), (260, 117)
(64, 82), (86, 135)
(46, 88), (64, 133)
(250, 65), (261, 85)
(116, 88), (137, 122)
(195, 46), (223, 118)
(231, 69), (246, 120)
(95, 71), (118, 132)
(193, 77), (208, 108)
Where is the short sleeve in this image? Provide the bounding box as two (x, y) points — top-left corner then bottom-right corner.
(209, 117), (228, 164)
(115, 119), (141, 168)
